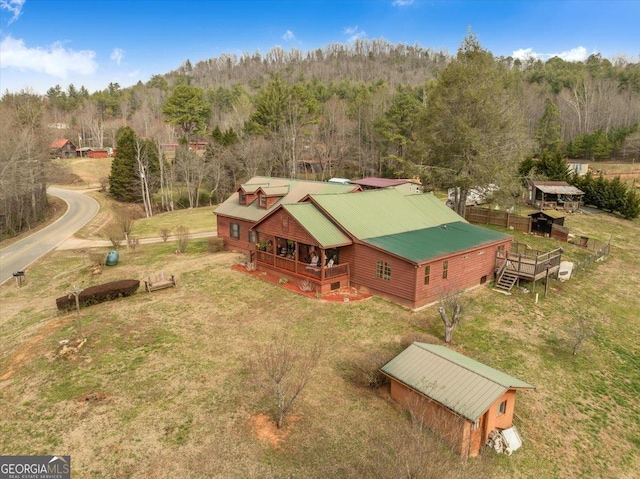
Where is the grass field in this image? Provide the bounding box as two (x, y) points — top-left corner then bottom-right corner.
(1, 202), (638, 478)
(52, 157), (113, 189)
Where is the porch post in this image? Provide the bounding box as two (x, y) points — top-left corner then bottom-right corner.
(320, 249), (326, 280)
(295, 241), (300, 275)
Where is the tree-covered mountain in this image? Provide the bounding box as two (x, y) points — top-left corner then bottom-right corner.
(2, 36), (640, 235)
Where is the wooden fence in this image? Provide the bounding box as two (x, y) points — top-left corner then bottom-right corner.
(464, 207), (532, 233)
(571, 238), (611, 278)
(551, 224), (569, 241)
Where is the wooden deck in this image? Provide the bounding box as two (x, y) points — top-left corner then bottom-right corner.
(494, 242), (563, 295)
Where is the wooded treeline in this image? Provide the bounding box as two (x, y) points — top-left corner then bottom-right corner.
(2, 36), (640, 235)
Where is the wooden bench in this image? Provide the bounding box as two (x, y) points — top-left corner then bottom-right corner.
(144, 271), (176, 292)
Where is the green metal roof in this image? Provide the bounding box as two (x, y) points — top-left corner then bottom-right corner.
(381, 343), (535, 422)
(259, 185), (290, 196)
(405, 193), (466, 225)
(311, 189), (462, 239)
(240, 183), (268, 194)
(283, 204), (352, 248)
(215, 176), (357, 222)
(363, 221), (511, 263)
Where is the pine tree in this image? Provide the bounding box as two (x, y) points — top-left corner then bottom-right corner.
(537, 151), (570, 181)
(162, 85), (210, 141)
(415, 32), (529, 215)
(620, 189), (640, 219)
(603, 176), (628, 213)
(109, 126), (141, 202)
(535, 98), (563, 155)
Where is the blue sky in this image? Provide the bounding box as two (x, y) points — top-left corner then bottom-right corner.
(1, 0), (638, 94)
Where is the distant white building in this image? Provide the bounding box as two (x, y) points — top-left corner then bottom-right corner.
(567, 159), (589, 177)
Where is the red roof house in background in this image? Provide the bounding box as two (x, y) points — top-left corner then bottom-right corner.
(50, 139), (77, 158)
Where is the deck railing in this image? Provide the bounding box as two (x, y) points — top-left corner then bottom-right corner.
(255, 251), (349, 281)
(496, 244), (563, 278)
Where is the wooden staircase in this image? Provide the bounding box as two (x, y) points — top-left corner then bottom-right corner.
(493, 263), (517, 295)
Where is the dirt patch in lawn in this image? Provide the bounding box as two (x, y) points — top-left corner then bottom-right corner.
(231, 264), (371, 302)
(0, 317), (67, 381)
(250, 413), (301, 449)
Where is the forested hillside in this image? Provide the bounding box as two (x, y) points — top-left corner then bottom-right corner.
(2, 36), (639, 234)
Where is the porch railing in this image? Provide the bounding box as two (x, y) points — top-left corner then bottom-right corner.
(495, 245), (563, 277)
(255, 251), (348, 281)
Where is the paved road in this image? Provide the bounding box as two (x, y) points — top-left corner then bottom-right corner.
(0, 187), (99, 285)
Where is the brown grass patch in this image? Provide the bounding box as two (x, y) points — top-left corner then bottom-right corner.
(0, 316), (67, 381)
(78, 391), (108, 403)
(249, 413), (300, 449)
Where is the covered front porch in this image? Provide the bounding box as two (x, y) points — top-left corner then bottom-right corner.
(252, 237), (349, 293)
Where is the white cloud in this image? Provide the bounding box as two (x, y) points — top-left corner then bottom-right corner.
(282, 30), (296, 41)
(0, 0), (26, 24)
(513, 46), (590, 62)
(0, 35), (97, 78)
(343, 25), (367, 42)
(392, 0), (414, 6)
(110, 47), (124, 64)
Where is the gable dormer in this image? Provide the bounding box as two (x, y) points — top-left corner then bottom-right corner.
(236, 184), (263, 206)
(256, 185), (289, 209)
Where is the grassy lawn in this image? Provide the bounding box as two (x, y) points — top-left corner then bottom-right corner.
(52, 157), (113, 189)
(70, 191), (216, 240)
(0, 209), (638, 478)
(131, 206), (217, 238)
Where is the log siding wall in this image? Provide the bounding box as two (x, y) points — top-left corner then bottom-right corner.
(414, 239), (512, 308)
(216, 216), (255, 253)
(348, 243), (418, 308)
(256, 209), (317, 248)
(348, 239), (511, 309)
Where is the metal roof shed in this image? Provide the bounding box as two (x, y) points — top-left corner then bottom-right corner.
(381, 343), (534, 458)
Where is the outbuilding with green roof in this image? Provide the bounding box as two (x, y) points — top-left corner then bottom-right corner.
(381, 342), (535, 458)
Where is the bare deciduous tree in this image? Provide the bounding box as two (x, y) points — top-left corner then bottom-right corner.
(175, 146), (208, 208)
(257, 333), (321, 428)
(0, 90), (52, 236)
(134, 138), (154, 218)
(78, 99), (105, 147)
(568, 313), (597, 355)
(159, 227), (172, 242)
(105, 224), (123, 249)
(127, 236), (139, 252)
(175, 224), (190, 253)
(437, 290), (465, 344)
(116, 211), (135, 250)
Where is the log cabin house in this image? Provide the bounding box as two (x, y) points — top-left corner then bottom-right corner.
(216, 177), (513, 309)
(381, 342), (535, 458)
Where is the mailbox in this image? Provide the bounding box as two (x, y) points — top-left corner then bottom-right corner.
(13, 270), (25, 287)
